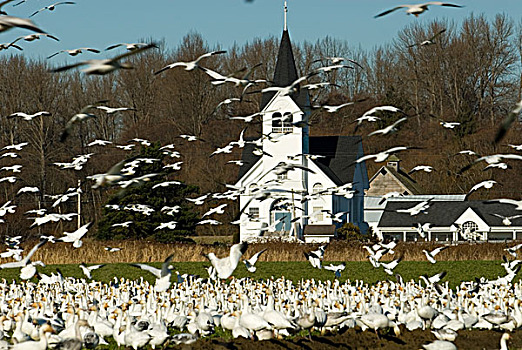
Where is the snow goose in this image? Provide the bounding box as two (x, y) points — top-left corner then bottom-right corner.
(490, 213), (522, 226)
(8, 111), (51, 121)
(154, 50), (226, 74)
(494, 99), (522, 144)
(408, 165), (435, 174)
(171, 333), (198, 345)
(11, 324), (55, 350)
(484, 198), (522, 211)
(56, 222), (92, 248)
(204, 242), (248, 279)
(409, 28), (446, 47)
(374, 2), (463, 18)
(243, 248), (267, 273)
(464, 180), (499, 200)
(323, 263), (346, 278)
(78, 263), (105, 279)
(351, 146), (419, 165)
(30, 2), (75, 17)
(423, 246), (448, 264)
(47, 48), (100, 59)
(367, 117), (407, 137)
(0, 15), (46, 34)
(421, 339), (457, 350)
(130, 254), (173, 292)
(0, 239), (46, 270)
(52, 43), (156, 75)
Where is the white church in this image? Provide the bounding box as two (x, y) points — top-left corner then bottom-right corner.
(234, 26), (369, 243)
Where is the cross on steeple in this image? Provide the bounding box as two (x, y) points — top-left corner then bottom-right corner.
(284, 1), (288, 31)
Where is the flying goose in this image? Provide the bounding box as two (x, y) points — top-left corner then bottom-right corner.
(0, 239), (46, 270)
(47, 47), (100, 59)
(52, 43), (157, 75)
(464, 180), (499, 200)
(374, 2), (463, 18)
(60, 104), (98, 142)
(9, 33), (59, 46)
(367, 117), (408, 137)
(459, 153), (522, 173)
(409, 28), (447, 47)
(422, 247), (448, 264)
(79, 263), (105, 279)
(494, 99), (522, 144)
(408, 165), (435, 174)
(204, 242), (248, 279)
(0, 15), (46, 34)
(56, 222), (93, 248)
(8, 111), (51, 120)
(351, 146), (419, 165)
(154, 50), (226, 74)
(396, 198), (433, 215)
(243, 248), (267, 273)
(30, 1), (75, 17)
(490, 213), (522, 226)
(106, 42), (153, 51)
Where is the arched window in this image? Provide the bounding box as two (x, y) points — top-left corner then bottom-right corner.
(462, 221), (478, 232)
(312, 183), (323, 194)
(271, 112), (293, 133)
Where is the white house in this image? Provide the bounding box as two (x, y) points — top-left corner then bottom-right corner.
(377, 200), (522, 242)
(235, 29), (369, 242)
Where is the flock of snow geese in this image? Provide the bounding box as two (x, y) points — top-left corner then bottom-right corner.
(0, 0), (521, 348)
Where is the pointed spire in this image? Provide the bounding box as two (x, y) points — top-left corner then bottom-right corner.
(260, 29), (310, 111)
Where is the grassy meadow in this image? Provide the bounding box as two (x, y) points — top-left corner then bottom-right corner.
(0, 239), (519, 287)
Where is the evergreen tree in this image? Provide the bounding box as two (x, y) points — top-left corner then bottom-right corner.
(97, 143), (200, 242)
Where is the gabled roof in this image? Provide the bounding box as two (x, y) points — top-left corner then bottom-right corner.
(260, 30), (310, 111)
(378, 200), (522, 227)
(369, 164), (423, 195)
(309, 136), (361, 186)
(236, 135), (361, 185)
(237, 137), (262, 181)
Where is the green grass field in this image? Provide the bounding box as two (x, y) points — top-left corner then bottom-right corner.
(1, 260), (515, 288)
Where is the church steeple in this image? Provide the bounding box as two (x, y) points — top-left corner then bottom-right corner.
(260, 6), (310, 111)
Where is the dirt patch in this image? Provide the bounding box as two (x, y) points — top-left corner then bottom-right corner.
(171, 329), (522, 349)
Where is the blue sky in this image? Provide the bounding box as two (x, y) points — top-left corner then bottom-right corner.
(1, 0), (521, 62)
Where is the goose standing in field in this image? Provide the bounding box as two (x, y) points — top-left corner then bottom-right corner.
(421, 339), (457, 350)
(47, 47), (100, 59)
(243, 248), (267, 273)
(204, 242), (248, 279)
(374, 2), (463, 18)
(52, 43), (157, 75)
(423, 246), (448, 264)
(154, 50), (226, 74)
(79, 263), (105, 279)
(30, 1), (75, 17)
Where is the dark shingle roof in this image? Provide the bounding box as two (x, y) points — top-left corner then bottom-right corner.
(379, 200), (522, 227)
(260, 30), (310, 111)
(309, 136), (361, 185)
(236, 135), (361, 185)
(237, 137), (262, 181)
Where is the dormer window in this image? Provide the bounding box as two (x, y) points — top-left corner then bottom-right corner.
(271, 112), (293, 133)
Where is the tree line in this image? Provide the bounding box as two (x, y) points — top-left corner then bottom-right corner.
(0, 14), (520, 239)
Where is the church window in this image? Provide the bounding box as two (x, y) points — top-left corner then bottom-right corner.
(312, 183), (323, 194)
(249, 207), (260, 219)
(271, 112), (293, 133)
(313, 206), (323, 222)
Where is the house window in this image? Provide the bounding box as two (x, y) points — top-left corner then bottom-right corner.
(249, 207), (260, 219)
(313, 206), (323, 222)
(271, 112), (293, 133)
(312, 183), (323, 194)
(462, 221), (478, 232)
